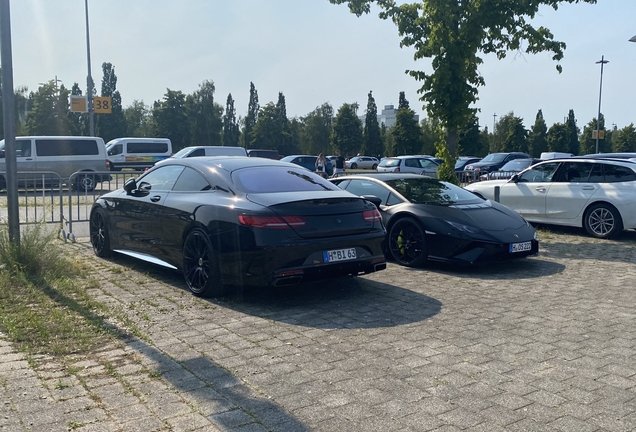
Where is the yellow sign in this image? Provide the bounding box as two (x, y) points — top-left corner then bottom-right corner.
(94, 96), (112, 114)
(592, 129), (605, 140)
(70, 96), (87, 113)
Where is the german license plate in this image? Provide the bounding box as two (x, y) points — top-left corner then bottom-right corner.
(510, 241), (532, 253)
(323, 248), (357, 263)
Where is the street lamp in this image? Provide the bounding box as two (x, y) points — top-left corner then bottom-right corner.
(84, 0), (94, 136)
(595, 55), (608, 154)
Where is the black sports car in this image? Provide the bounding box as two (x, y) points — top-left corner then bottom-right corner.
(89, 157), (386, 296)
(331, 173), (538, 267)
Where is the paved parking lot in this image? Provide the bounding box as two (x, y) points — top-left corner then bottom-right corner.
(2, 227), (636, 431)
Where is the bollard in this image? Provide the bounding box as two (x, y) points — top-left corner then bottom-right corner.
(494, 185), (500, 202)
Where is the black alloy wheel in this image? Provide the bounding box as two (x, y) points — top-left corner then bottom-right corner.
(351, 163), (358, 169)
(78, 174), (96, 192)
(584, 203), (623, 239)
(371, 164), (378, 170)
(182, 229), (224, 297)
(388, 217), (428, 267)
(90, 209), (112, 258)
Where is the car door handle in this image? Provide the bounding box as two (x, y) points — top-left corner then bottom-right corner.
(535, 187), (546, 193)
(582, 186), (595, 190)
(150, 195), (161, 202)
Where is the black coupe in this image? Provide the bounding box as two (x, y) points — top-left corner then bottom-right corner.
(90, 157), (387, 296)
(331, 173), (538, 267)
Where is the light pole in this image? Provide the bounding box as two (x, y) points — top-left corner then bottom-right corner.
(595, 55), (608, 154)
(85, 0), (94, 136)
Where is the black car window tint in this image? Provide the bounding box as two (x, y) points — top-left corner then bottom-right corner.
(405, 159), (418, 168)
(190, 148), (205, 157)
(556, 162), (593, 183)
(386, 193), (403, 206)
(233, 167), (336, 193)
(588, 164), (604, 182)
(139, 165), (185, 191)
(604, 164), (636, 183)
(345, 180), (390, 203)
(518, 162), (560, 183)
(172, 167), (212, 192)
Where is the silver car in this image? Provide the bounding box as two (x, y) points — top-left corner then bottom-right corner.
(376, 156), (441, 177)
(345, 156), (380, 169)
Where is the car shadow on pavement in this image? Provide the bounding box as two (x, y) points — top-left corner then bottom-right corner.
(220, 278), (443, 330)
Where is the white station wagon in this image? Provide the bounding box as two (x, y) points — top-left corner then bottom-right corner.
(464, 158), (636, 239)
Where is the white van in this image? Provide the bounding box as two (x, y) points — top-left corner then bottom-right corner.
(540, 152), (573, 160)
(106, 137), (172, 170)
(171, 146), (247, 159)
(0, 136), (110, 191)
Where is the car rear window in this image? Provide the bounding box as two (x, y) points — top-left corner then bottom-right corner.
(232, 166), (338, 193)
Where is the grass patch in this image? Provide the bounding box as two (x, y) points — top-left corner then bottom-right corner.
(0, 223), (131, 357)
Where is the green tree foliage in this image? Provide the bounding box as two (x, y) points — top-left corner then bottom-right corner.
(363, 91), (383, 157)
(153, 89), (190, 151)
(392, 92), (421, 155)
(288, 117), (304, 156)
(580, 114), (606, 155)
(380, 123), (395, 156)
(124, 100), (156, 137)
(330, 103), (363, 157)
(329, 0), (597, 158)
(547, 123), (569, 153)
(0, 73), (30, 137)
(186, 80), (223, 147)
(96, 63), (127, 143)
(68, 83), (87, 136)
(565, 109), (579, 155)
(419, 117), (440, 156)
(491, 112), (519, 153)
(457, 114), (486, 157)
(502, 115), (528, 153)
(301, 103), (333, 155)
(528, 110), (548, 157)
(25, 82), (72, 136)
(612, 124), (636, 153)
(244, 82), (259, 147)
(251, 102), (284, 150)
(275, 92), (294, 155)
(223, 93), (240, 147)
(479, 126), (491, 156)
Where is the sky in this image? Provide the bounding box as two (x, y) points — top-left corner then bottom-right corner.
(9, 0), (636, 132)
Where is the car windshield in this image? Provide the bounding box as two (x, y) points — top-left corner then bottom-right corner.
(379, 158), (400, 167)
(280, 156), (297, 163)
(500, 160), (532, 171)
(172, 148), (193, 158)
(385, 177), (482, 205)
(481, 153), (507, 163)
(232, 166), (337, 193)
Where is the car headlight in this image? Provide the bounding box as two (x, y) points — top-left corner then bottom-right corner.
(445, 220), (481, 234)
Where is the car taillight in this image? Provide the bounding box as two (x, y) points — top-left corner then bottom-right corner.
(363, 209), (382, 223)
(105, 160), (110, 169)
(238, 215), (306, 229)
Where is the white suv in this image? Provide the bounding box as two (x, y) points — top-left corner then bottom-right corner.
(376, 156), (441, 177)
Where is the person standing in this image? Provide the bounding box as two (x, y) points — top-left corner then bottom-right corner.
(315, 153), (327, 177)
(334, 150), (345, 176)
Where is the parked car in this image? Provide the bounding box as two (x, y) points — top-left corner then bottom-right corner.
(247, 149), (280, 160)
(480, 158), (541, 180)
(280, 155), (333, 176)
(331, 173), (538, 266)
(455, 156), (482, 172)
(89, 156), (386, 297)
(106, 137), (172, 171)
(345, 156), (380, 170)
(464, 152), (531, 174)
(154, 146), (247, 166)
(376, 156), (441, 177)
(540, 152), (573, 160)
(464, 158), (636, 239)
(580, 152), (636, 161)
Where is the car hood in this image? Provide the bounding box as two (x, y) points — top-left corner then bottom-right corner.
(417, 201), (527, 232)
(467, 161), (500, 168)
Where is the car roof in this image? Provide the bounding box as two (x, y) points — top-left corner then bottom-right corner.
(534, 157), (636, 166)
(332, 172), (434, 182)
(155, 155), (289, 172)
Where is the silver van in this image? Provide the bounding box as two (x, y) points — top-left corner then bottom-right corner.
(0, 136), (110, 191)
(106, 137), (172, 170)
(171, 145), (247, 158)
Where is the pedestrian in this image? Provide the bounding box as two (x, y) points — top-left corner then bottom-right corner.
(315, 153), (327, 177)
(333, 150), (345, 176)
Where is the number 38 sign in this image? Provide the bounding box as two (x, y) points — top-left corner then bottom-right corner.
(93, 96), (112, 114)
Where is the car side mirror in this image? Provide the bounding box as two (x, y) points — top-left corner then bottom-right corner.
(362, 195), (382, 208)
(124, 177), (137, 194)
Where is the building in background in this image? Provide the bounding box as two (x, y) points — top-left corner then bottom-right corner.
(359, 104), (419, 128)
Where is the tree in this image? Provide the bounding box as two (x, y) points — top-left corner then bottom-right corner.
(329, 0), (597, 158)
(528, 110), (548, 157)
(0, 72), (30, 137)
(68, 83), (87, 136)
(25, 81), (71, 136)
(275, 92), (293, 156)
(244, 82), (259, 147)
(380, 123), (394, 156)
(492, 112), (519, 153)
(124, 100), (156, 137)
(330, 103), (363, 157)
(186, 80), (223, 147)
(301, 103), (333, 155)
(96, 62), (127, 143)
(502, 115), (528, 153)
(251, 103), (283, 150)
(547, 123), (569, 153)
(612, 124), (636, 153)
(153, 89), (190, 151)
(457, 114), (486, 157)
(580, 115), (606, 155)
(223, 93), (240, 147)
(391, 92), (421, 155)
(363, 91), (383, 157)
(419, 117), (440, 156)
(565, 109), (579, 155)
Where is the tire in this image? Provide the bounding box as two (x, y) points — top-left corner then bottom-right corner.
(351, 163), (358, 169)
(182, 229), (225, 297)
(90, 209), (112, 258)
(77, 174), (96, 192)
(584, 203), (623, 239)
(388, 217), (428, 267)
(371, 164), (378, 170)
